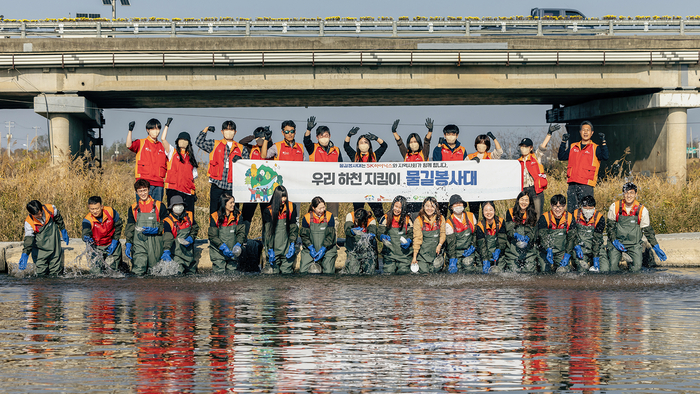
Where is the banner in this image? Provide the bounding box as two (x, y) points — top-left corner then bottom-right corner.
(233, 160), (523, 203)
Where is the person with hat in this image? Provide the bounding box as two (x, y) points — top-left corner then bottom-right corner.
(502, 191), (540, 273)
(303, 117), (343, 218)
(209, 194), (249, 275)
(161, 195), (200, 275)
(124, 179), (169, 276)
(558, 121), (610, 213)
(19, 200), (70, 276)
(432, 124), (468, 217)
(378, 195), (414, 274)
(196, 120), (248, 214)
(517, 126), (557, 218)
(81, 196), (124, 273)
(445, 194), (479, 274)
(344, 127), (389, 220)
(126, 118), (168, 202)
(571, 195), (607, 272)
(160, 118), (199, 212)
(537, 194), (575, 273)
(605, 182), (667, 272)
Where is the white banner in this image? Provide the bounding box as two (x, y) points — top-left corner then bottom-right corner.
(233, 159), (522, 203)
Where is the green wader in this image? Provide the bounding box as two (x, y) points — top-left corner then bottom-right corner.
(91, 243), (123, 274)
(454, 229), (479, 273)
(382, 227), (412, 274)
(132, 211), (163, 276)
(538, 228), (570, 273)
(503, 224), (538, 273)
(607, 216), (644, 272)
(270, 218), (295, 274)
(483, 231), (503, 273)
(210, 225), (239, 274)
(416, 228), (440, 274)
(300, 221), (338, 274)
(33, 219), (64, 276)
(573, 222), (608, 272)
(172, 226), (196, 275)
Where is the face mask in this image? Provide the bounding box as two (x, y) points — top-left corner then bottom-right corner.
(520, 147), (531, 156)
(445, 135), (457, 144)
(452, 206), (464, 214)
(318, 137), (330, 147)
(476, 143), (487, 153)
(409, 142), (420, 152)
(358, 143), (370, 153)
(222, 129), (236, 140)
(582, 208), (595, 220)
(172, 205), (185, 215)
(255, 137), (264, 146)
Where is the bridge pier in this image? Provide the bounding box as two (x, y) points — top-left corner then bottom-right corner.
(549, 91), (700, 183)
(33, 95), (103, 164)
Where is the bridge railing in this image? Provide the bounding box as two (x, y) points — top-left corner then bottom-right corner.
(1, 19), (700, 38)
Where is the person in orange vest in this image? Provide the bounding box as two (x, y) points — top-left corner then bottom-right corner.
(124, 179), (169, 276)
(466, 132), (504, 217)
(19, 200), (70, 276)
(126, 118), (168, 202)
(303, 117), (343, 218)
(517, 131), (556, 218)
(160, 118), (199, 213)
(81, 196), (123, 273)
(261, 120), (305, 161)
(195, 120), (247, 214)
(537, 194), (575, 273)
(558, 121), (609, 213)
(391, 118), (434, 216)
(343, 128), (389, 220)
(161, 195), (199, 275)
(571, 195), (607, 272)
(502, 191), (540, 273)
(239, 126), (276, 224)
(432, 124), (468, 217)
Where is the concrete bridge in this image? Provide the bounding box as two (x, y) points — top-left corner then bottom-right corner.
(0, 35), (698, 181)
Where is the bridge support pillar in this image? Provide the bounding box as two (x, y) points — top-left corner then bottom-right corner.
(33, 95), (103, 165)
(549, 91), (700, 183)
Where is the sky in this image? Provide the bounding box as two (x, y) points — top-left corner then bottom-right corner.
(1, 0), (699, 160)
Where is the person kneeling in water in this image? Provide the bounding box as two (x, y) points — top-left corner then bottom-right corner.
(300, 196), (338, 274)
(537, 194), (575, 273)
(502, 191), (539, 273)
(343, 208), (377, 274)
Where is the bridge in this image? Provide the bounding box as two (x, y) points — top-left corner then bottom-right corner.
(0, 31), (698, 182)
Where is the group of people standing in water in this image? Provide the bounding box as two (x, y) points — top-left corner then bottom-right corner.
(17, 116), (668, 276)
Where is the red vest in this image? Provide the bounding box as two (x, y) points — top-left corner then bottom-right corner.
(355, 152), (376, 162)
(574, 209), (604, 227)
(131, 198), (164, 222)
(439, 144), (467, 161)
(211, 211), (241, 228)
(207, 140), (244, 183)
(419, 216), (440, 231)
(543, 211), (573, 230)
(477, 217), (504, 236)
(250, 146), (262, 160)
(567, 141), (601, 187)
(449, 212), (476, 233)
(164, 212), (194, 237)
(304, 211), (333, 225)
(405, 151), (426, 162)
(467, 151), (492, 160)
(165, 149), (196, 194)
(508, 208), (529, 225)
(518, 153), (548, 194)
(614, 200), (644, 224)
(133, 138), (167, 186)
(84, 207), (117, 246)
(274, 141), (304, 161)
(309, 144), (340, 162)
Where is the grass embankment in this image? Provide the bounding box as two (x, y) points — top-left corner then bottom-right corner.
(0, 154), (699, 242)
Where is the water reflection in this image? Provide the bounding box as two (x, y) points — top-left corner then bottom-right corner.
(1, 271), (700, 392)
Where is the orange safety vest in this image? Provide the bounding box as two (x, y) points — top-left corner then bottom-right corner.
(518, 153), (548, 194)
(383, 214), (411, 231)
(405, 151), (426, 162)
(573, 209), (604, 228)
(250, 146), (262, 160)
(566, 141), (601, 187)
(439, 143), (467, 161)
(267, 201), (294, 220)
(211, 210), (241, 228)
(354, 151), (377, 162)
(131, 198), (164, 222)
(309, 144), (341, 162)
(164, 211), (194, 237)
(84, 207), (117, 246)
(165, 149), (196, 194)
(304, 211), (333, 225)
(207, 140), (244, 183)
(274, 141), (304, 161)
(614, 200), (644, 224)
(543, 211), (573, 230)
(508, 208), (529, 225)
(417, 216), (440, 231)
(448, 212), (476, 233)
(477, 217), (504, 236)
(25, 204), (57, 234)
(467, 151), (493, 160)
(134, 137), (167, 186)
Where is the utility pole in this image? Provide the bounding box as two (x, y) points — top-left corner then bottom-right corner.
(5, 121), (14, 158)
(33, 126), (40, 152)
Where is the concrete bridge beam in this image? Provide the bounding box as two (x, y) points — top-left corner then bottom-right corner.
(33, 95), (103, 164)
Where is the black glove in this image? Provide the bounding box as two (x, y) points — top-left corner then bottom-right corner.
(391, 119), (400, 133)
(562, 133), (570, 142)
(598, 132), (606, 143)
(165, 117), (173, 127)
(471, 156), (481, 163)
(425, 118), (433, 132)
(307, 116), (317, 131)
(548, 123), (561, 135)
(208, 126), (215, 133)
(438, 137), (446, 146)
(232, 155), (242, 163)
(128, 121), (135, 131)
(347, 127), (360, 137)
(263, 126), (272, 141)
(487, 131), (496, 140)
(366, 133), (378, 141)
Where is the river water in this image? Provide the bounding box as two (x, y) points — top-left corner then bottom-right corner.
(1, 269), (700, 392)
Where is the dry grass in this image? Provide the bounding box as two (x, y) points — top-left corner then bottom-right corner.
(1, 153), (698, 242)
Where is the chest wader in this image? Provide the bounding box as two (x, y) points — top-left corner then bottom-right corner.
(417, 227), (440, 274)
(454, 228), (479, 273)
(382, 226), (412, 274)
(90, 243), (123, 275)
(172, 224), (196, 275)
(132, 211), (163, 276)
(538, 228), (569, 273)
(609, 216), (644, 272)
(504, 224), (537, 273)
(33, 219), (64, 276)
(270, 218), (294, 274)
(210, 224), (238, 274)
(484, 231), (503, 273)
(572, 222), (606, 272)
(301, 221), (338, 274)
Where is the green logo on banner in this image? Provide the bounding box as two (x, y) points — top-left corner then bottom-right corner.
(245, 164), (284, 202)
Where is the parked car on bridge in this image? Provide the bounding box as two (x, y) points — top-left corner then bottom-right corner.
(530, 8), (586, 19)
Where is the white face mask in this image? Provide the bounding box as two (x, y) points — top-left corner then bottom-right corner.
(452, 206), (464, 214)
(358, 143), (370, 153)
(476, 143), (487, 153)
(445, 135), (457, 145)
(520, 146), (531, 156)
(318, 137), (330, 147)
(582, 208), (595, 220)
(172, 205), (185, 215)
(222, 129), (236, 141)
(409, 142), (420, 152)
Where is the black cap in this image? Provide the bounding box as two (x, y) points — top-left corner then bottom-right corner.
(176, 132), (191, 143)
(449, 194), (465, 207)
(518, 138), (533, 147)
